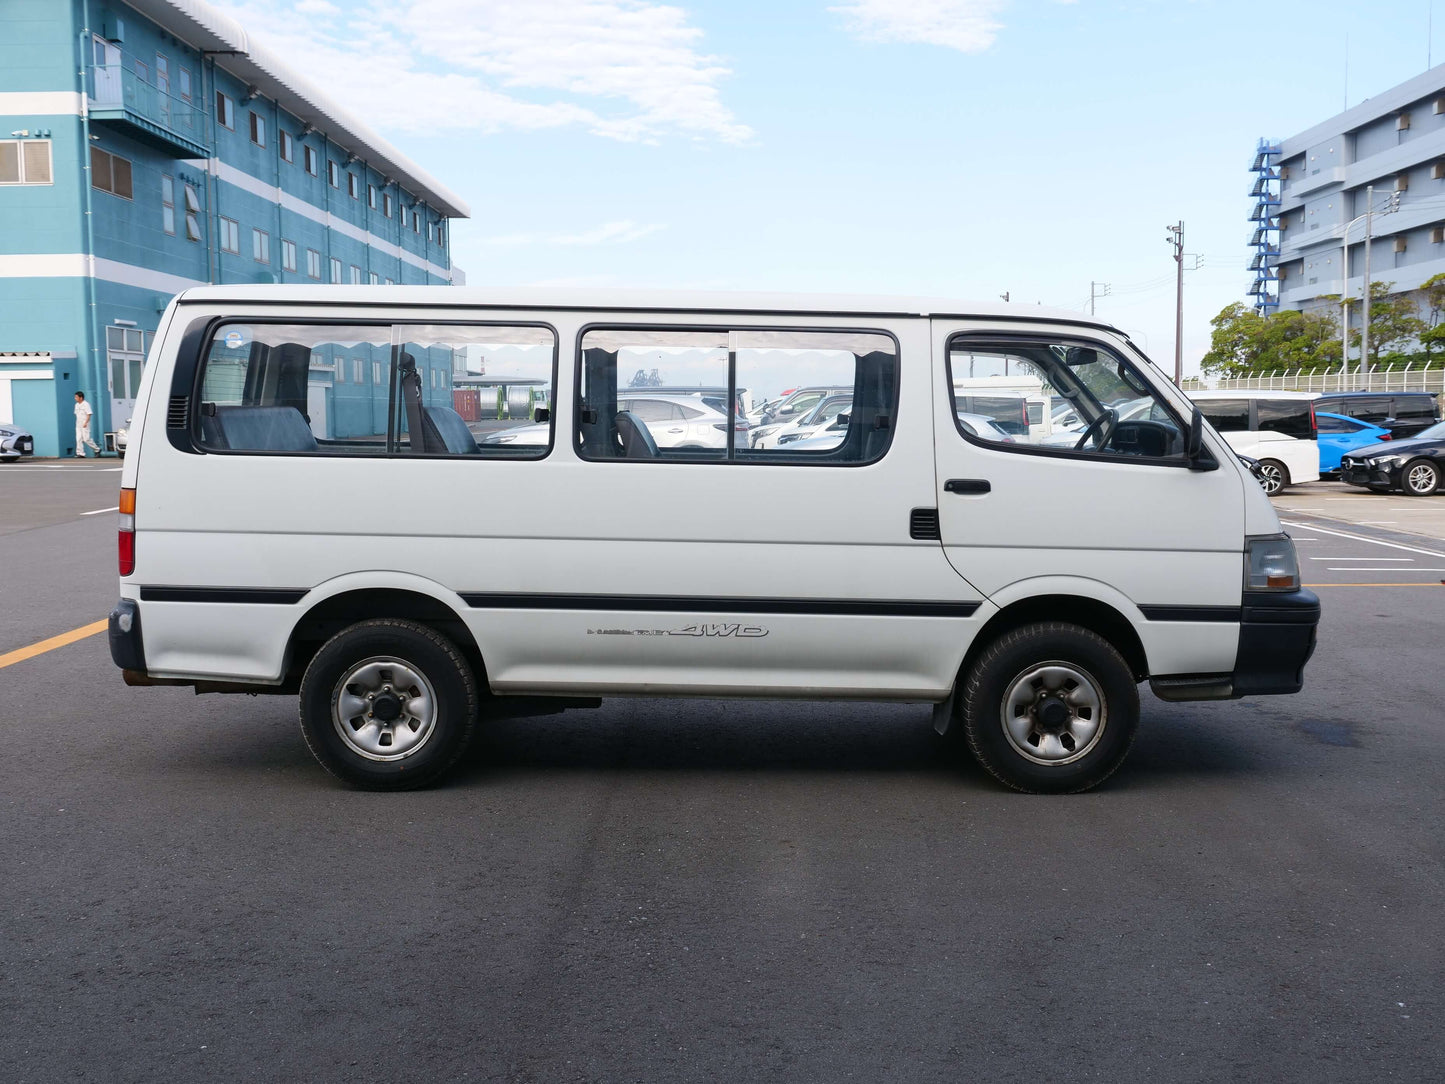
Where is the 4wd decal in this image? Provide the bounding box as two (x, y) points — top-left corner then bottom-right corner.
(587, 622), (769, 638)
(668, 623), (769, 638)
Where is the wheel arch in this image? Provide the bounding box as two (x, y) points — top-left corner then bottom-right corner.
(960, 588), (1150, 688)
(283, 577), (485, 688)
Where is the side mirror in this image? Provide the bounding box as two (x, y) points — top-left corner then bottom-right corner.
(834, 413), (850, 427)
(534, 407), (550, 423)
(1186, 407), (1216, 470)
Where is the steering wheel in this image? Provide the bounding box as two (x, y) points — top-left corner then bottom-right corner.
(1073, 408), (1119, 452)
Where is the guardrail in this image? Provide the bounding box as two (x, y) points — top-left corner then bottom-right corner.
(89, 64), (204, 141)
(1183, 366), (1445, 395)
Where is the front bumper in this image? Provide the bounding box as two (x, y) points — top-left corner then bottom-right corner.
(1150, 588), (1320, 702)
(1340, 459), (1397, 489)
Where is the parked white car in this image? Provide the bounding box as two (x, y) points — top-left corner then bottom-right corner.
(756, 394), (853, 449)
(109, 287), (1319, 796)
(1187, 391), (1320, 494)
(0, 423), (34, 461)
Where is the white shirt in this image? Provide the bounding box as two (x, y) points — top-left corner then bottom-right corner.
(75, 400), (92, 424)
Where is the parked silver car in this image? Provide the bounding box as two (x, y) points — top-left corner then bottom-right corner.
(0, 423), (35, 461)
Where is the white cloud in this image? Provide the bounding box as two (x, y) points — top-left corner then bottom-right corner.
(222, 0), (750, 143)
(832, 0), (1011, 53)
(483, 220), (666, 245)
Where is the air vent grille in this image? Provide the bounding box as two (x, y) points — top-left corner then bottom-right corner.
(166, 395), (189, 429)
(910, 508), (940, 540)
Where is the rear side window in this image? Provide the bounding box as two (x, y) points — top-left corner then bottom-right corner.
(194, 320), (556, 456)
(1316, 414), (1353, 433)
(1198, 399), (1249, 432)
(1256, 400), (1314, 439)
(578, 327), (897, 464)
(1394, 395), (1438, 423)
(1347, 397), (1390, 425)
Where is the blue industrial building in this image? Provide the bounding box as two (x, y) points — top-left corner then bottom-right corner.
(0, 0), (469, 457)
(1251, 64), (1445, 327)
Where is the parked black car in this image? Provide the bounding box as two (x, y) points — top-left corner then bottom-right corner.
(1315, 391), (1440, 438)
(1339, 420), (1445, 495)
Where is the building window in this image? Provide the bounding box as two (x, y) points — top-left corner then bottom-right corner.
(383, 193), (393, 218)
(249, 111), (266, 147)
(135, 59), (148, 84)
(330, 257), (342, 283)
(437, 223), (445, 248)
(373, 361), (383, 385)
(367, 183), (377, 209)
(412, 209), (420, 233)
(216, 91), (234, 130)
(350, 265), (362, 284)
(178, 67), (192, 101)
(352, 358), (364, 384)
(385, 277), (394, 286)
(279, 130), (293, 162)
(306, 248), (321, 279)
(219, 217), (240, 253)
(327, 160), (339, 187)
(334, 352), (344, 382)
(0, 139), (54, 185)
(183, 182), (201, 241)
(369, 271), (379, 285)
(347, 172), (358, 199)
(427, 221), (433, 242)
(161, 174), (175, 234)
(281, 239), (297, 272)
(252, 228), (269, 264)
(90, 147), (132, 199)
(304, 144), (318, 175)
(155, 55), (169, 96)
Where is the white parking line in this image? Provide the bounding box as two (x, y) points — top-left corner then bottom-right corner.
(2, 466), (122, 473)
(1327, 567), (1445, 572)
(79, 506), (118, 516)
(1280, 520), (1445, 560)
(1308, 556), (1413, 561)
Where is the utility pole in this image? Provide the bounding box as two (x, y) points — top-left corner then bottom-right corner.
(1362, 185), (1374, 374)
(1166, 221), (1184, 384)
(1089, 281), (1111, 317)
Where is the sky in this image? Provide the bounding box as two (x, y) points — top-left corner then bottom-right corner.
(217, 0), (1445, 376)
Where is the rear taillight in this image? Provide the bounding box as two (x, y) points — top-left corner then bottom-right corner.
(1380, 431), (1392, 440)
(1309, 403), (1318, 439)
(118, 487), (135, 576)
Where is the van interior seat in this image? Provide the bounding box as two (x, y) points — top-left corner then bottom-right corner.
(210, 405), (319, 453)
(421, 405), (480, 455)
(614, 410), (658, 458)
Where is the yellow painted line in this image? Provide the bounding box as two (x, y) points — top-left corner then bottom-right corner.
(1307, 583), (1445, 588)
(0, 620), (108, 669)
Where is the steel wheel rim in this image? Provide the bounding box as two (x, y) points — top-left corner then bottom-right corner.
(1000, 661), (1107, 766)
(331, 657), (438, 762)
(1258, 464), (1283, 495)
(1407, 463), (1437, 494)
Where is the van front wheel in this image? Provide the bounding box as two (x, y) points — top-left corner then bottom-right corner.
(962, 623), (1139, 794)
(298, 619), (478, 790)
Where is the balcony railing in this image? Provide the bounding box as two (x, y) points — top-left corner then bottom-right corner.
(88, 64), (209, 158)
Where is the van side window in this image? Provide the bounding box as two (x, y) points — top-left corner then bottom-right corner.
(1256, 400), (1313, 439)
(195, 321), (556, 457)
(945, 336), (1188, 462)
(1198, 399), (1249, 432)
(577, 328), (898, 464)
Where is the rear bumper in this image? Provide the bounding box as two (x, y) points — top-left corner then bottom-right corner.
(1150, 588), (1320, 702)
(108, 599), (146, 673)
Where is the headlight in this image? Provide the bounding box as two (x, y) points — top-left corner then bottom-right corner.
(1366, 454), (1400, 468)
(1244, 534), (1300, 591)
(777, 432), (807, 445)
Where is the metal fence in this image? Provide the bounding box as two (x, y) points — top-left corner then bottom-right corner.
(1183, 366), (1445, 395)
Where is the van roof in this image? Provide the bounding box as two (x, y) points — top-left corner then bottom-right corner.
(1187, 390), (1320, 401)
(172, 285), (1116, 327)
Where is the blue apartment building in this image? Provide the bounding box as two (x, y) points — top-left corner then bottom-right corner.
(0, 0), (469, 456)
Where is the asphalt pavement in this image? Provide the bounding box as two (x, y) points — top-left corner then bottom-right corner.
(1, 461), (1442, 1083)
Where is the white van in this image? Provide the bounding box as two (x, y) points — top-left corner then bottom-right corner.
(1186, 391), (1320, 495)
(108, 288), (1319, 794)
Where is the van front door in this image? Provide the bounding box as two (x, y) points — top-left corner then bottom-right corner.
(930, 322), (1246, 678)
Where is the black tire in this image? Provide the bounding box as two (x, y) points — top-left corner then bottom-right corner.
(961, 622), (1139, 794)
(298, 619), (478, 790)
(1401, 458), (1440, 496)
(1256, 459), (1288, 496)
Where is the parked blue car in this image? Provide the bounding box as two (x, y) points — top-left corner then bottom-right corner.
(1316, 411), (1392, 475)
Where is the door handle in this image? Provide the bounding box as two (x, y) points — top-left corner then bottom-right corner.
(944, 478), (991, 494)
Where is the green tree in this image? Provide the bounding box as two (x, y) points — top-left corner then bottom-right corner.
(1353, 280), (1425, 368)
(1418, 273), (1445, 362)
(1200, 302), (1340, 376)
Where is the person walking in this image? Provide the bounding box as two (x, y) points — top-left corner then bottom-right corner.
(74, 391), (102, 457)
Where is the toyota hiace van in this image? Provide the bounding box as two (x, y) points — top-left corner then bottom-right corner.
(109, 288), (1319, 793)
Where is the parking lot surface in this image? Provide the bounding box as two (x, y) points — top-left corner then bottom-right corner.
(2, 463), (1442, 1082)
(1274, 479), (1445, 543)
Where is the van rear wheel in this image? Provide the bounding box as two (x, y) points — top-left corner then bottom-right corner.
(298, 619), (478, 790)
(962, 623), (1139, 794)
